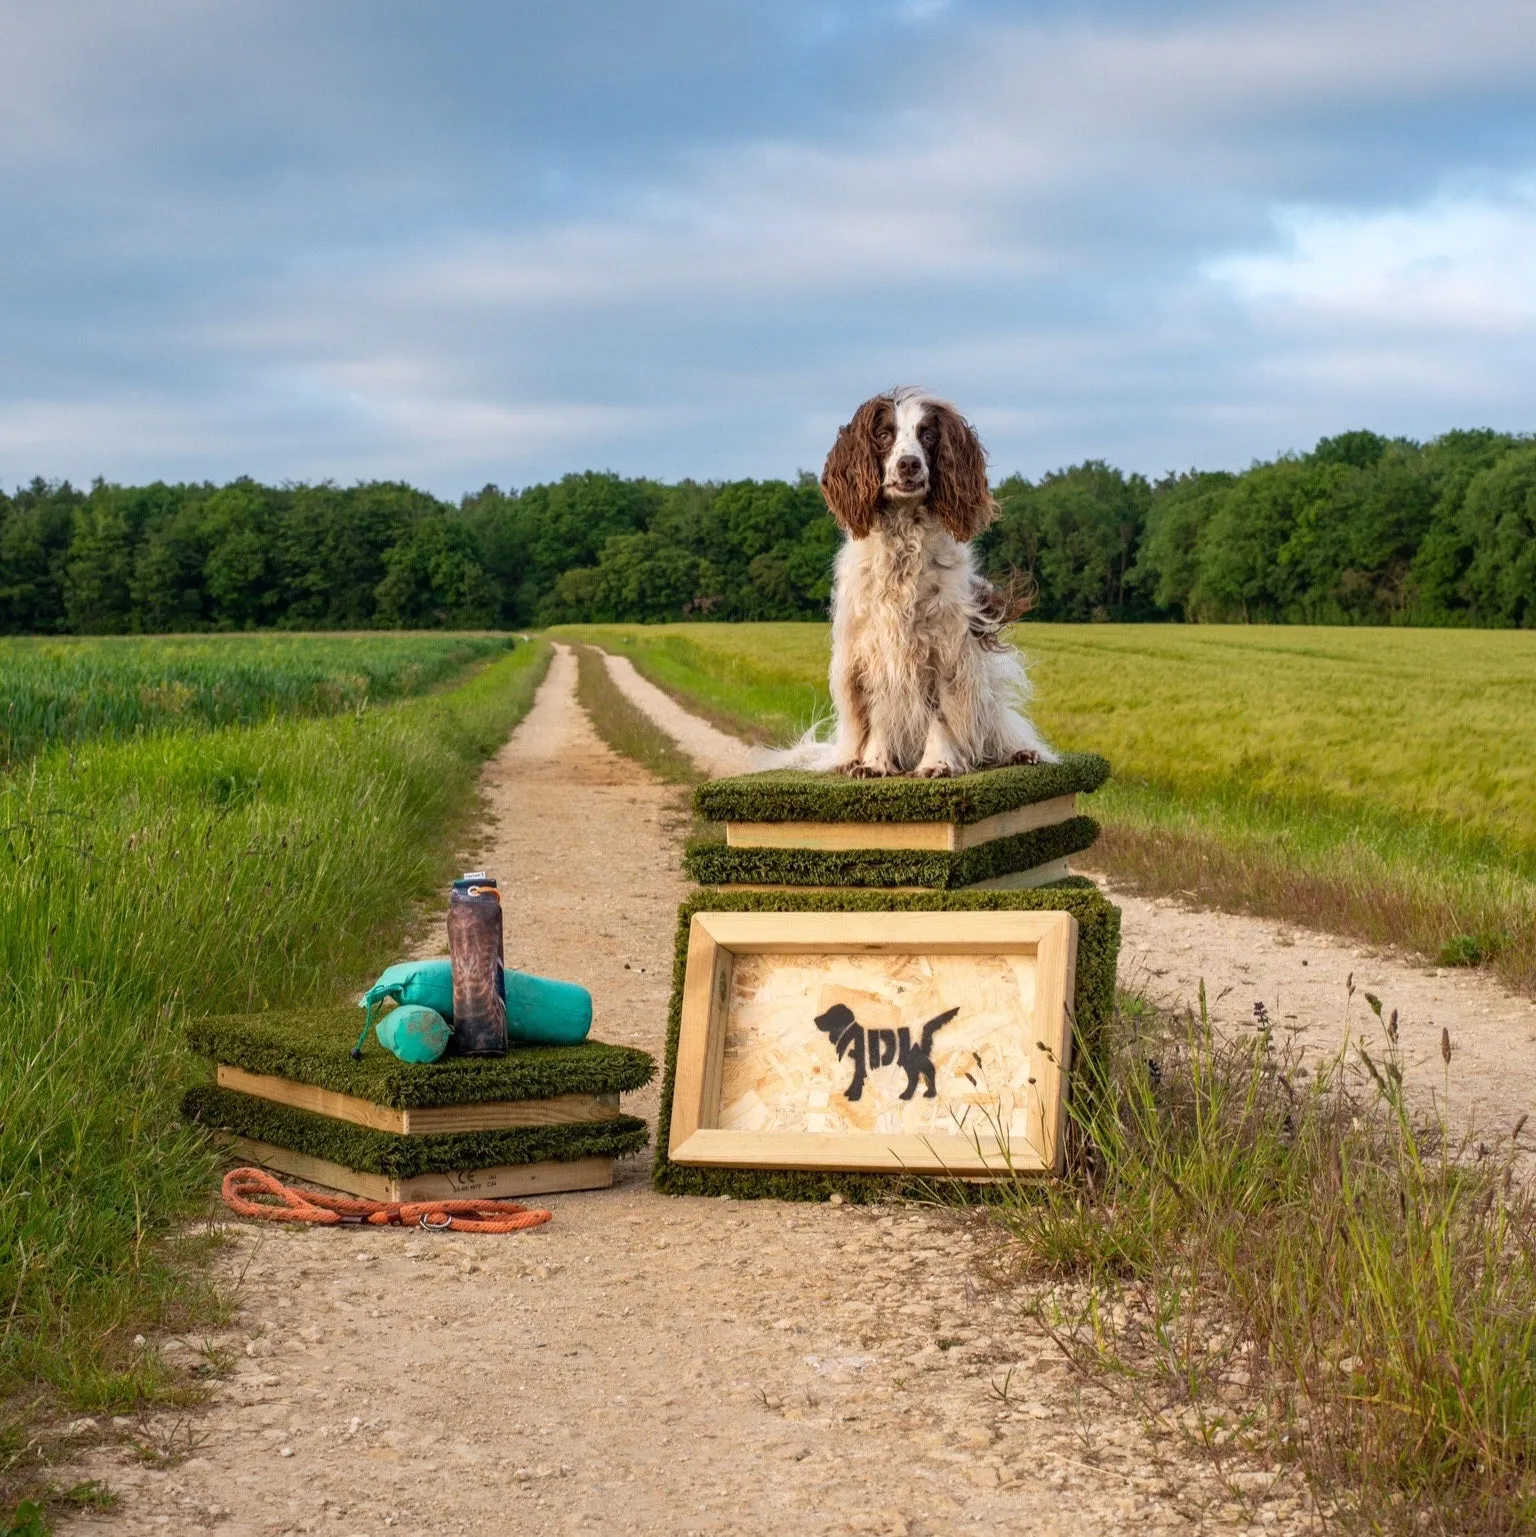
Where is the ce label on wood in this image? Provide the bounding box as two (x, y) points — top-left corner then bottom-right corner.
(668, 910), (1078, 1177)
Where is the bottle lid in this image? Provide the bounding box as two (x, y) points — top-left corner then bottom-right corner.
(453, 872), (498, 894)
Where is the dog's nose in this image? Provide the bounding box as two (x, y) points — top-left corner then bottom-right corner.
(896, 455), (923, 479)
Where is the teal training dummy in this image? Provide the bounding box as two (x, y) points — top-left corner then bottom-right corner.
(374, 1003), (452, 1064)
(354, 957), (593, 1062)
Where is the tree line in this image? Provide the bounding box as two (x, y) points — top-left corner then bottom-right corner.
(2, 426), (1533, 633)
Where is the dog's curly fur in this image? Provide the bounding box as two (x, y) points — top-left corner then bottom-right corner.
(774, 388), (1054, 778)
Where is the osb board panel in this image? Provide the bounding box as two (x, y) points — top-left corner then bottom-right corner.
(719, 949), (1038, 1147)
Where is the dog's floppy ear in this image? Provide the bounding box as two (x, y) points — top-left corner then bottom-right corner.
(820, 395), (889, 538)
(927, 401), (997, 542)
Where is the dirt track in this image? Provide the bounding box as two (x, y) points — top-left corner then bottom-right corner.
(1089, 878), (1536, 1138)
(56, 644), (1303, 1537)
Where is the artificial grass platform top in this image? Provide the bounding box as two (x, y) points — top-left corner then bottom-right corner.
(184, 1085), (649, 1178)
(692, 752), (1110, 825)
(186, 1007), (655, 1109)
(683, 814), (1101, 889)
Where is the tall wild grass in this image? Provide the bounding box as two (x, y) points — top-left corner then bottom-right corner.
(0, 640), (550, 1460)
(997, 984), (1536, 1533)
(0, 633), (514, 766)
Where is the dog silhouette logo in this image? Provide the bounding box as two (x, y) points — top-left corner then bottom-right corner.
(813, 1003), (958, 1102)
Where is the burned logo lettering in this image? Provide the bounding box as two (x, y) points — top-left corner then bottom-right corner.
(812, 1004), (958, 1102)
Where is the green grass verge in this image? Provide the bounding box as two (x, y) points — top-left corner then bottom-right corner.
(182, 1087), (648, 1176)
(187, 1007), (654, 1106)
(999, 982), (1536, 1534)
(0, 637), (551, 1500)
(683, 814), (1101, 889)
(571, 643), (700, 784)
(0, 632), (516, 766)
(566, 622), (1536, 994)
(652, 886), (1120, 1202)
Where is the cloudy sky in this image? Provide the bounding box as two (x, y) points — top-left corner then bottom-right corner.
(2, 1), (1534, 496)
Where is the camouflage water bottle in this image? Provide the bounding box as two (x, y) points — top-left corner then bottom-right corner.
(447, 872), (508, 1056)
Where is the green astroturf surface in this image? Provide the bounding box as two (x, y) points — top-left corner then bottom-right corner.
(183, 1085), (648, 1177)
(683, 815), (1100, 889)
(652, 886), (1121, 1202)
(692, 753), (1110, 824)
(186, 1007), (655, 1108)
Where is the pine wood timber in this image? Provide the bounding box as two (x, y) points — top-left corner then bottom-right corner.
(669, 909), (1078, 1177)
(214, 1133), (614, 1201)
(214, 1064), (622, 1134)
(963, 857), (1074, 891)
(668, 1128), (1036, 1175)
(723, 793), (1078, 853)
(668, 916), (733, 1156)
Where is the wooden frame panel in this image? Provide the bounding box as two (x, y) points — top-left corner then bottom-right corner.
(668, 910), (1077, 1176)
(215, 1064), (621, 1134)
(723, 793), (1078, 853)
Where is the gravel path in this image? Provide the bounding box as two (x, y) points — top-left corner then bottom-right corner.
(601, 650), (756, 778)
(1087, 873), (1536, 1137)
(55, 644), (1297, 1537)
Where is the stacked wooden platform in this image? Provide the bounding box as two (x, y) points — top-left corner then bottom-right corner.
(654, 754), (1123, 1201)
(684, 752), (1109, 890)
(184, 1007), (654, 1200)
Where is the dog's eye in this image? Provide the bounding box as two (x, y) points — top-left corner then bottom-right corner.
(919, 425), (937, 445)
(874, 427), (894, 446)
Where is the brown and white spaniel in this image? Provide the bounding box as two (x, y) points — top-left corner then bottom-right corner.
(777, 387), (1054, 778)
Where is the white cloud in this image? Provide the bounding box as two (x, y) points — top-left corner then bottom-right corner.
(1204, 182), (1536, 328)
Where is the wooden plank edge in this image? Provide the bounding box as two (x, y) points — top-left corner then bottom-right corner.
(723, 793), (1078, 854)
(669, 1128), (1046, 1178)
(213, 1133), (615, 1202)
(215, 1064), (623, 1134)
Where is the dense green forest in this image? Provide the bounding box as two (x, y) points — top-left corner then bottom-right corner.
(2, 427), (1533, 632)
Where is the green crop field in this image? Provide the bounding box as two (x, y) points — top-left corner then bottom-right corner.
(0, 636), (549, 1485)
(0, 632), (516, 766)
(558, 622), (1536, 993)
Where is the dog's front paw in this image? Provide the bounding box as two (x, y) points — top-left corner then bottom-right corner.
(913, 762), (959, 779)
(1006, 749), (1042, 766)
(842, 753), (900, 777)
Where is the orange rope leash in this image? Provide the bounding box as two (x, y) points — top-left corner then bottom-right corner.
(221, 1166), (552, 1234)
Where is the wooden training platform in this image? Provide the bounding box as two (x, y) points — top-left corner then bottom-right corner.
(183, 1006), (655, 1201)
